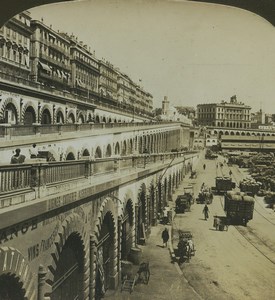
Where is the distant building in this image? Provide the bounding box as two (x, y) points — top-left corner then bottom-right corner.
(162, 96), (169, 115)
(197, 95), (251, 129)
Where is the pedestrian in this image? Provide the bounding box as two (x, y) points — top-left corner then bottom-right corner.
(161, 227), (169, 248)
(202, 204), (209, 220)
(10, 148), (25, 164)
(29, 143), (39, 158)
(229, 170), (232, 177)
(203, 163), (206, 170)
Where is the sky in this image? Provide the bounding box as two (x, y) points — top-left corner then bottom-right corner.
(29, 0), (275, 111)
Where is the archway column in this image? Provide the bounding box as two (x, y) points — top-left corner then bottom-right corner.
(89, 234), (97, 300)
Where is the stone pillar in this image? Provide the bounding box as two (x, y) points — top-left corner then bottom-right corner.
(38, 264), (47, 300)
(109, 235), (119, 289)
(89, 235), (97, 300)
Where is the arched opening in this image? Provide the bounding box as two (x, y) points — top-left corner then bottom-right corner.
(114, 119), (117, 123)
(23, 106), (36, 124)
(82, 148), (90, 157)
(0, 274), (26, 300)
(136, 186), (147, 245)
(56, 110), (64, 124)
(66, 152), (75, 160)
(108, 117), (112, 123)
(51, 233), (84, 300)
(4, 103), (18, 124)
(41, 108), (51, 124)
(114, 142), (120, 155)
(95, 146), (102, 158)
(102, 116), (106, 123)
(96, 212), (115, 299)
(67, 113), (75, 124)
(122, 140), (127, 156)
(78, 114), (85, 124)
(121, 200), (134, 260)
(95, 115), (100, 123)
(106, 144), (112, 157)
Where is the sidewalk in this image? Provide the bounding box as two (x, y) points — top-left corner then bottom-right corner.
(105, 224), (201, 300)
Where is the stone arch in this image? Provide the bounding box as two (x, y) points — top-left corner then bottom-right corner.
(102, 116), (107, 123)
(82, 148), (90, 157)
(121, 140), (127, 156)
(40, 104), (52, 124)
(120, 197), (135, 261)
(22, 101), (37, 124)
(114, 142), (120, 155)
(45, 213), (88, 299)
(93, 198), (118, 296)
(67, 109), (76, 124)
(0, 97), (20, 124)
(64, 146), (77, 161)
(77, 111), (85, 124)
(55, 107), (65, 124)
(95, 115), (100, 123)
(106, 144), (112, 157)
(95, 146), (102, 158)
(0, 247), (34, 299)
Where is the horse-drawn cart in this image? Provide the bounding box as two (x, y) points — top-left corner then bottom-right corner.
(177, 231), (195, 263)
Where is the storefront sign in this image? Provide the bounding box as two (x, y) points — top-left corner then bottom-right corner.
(0, 219), (38, 244)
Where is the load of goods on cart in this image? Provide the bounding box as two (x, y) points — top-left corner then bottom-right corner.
(224, 191), (255, 226)
(196, 183), (213, 204)
(239, 177), (262, 197)
(263, 192), (275, 209)
(175, 186), (194, 213)
(212, 176), (236, 194)
(177, 231), (195, 263)
(175, 195), (192, 213)
(205, 149), (218, 160)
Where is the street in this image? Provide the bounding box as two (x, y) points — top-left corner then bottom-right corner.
(173, 154), (275, 300)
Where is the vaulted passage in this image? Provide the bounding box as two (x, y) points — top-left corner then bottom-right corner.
(0, 274), (25, 300)
(96, 212), (115, 299)
(121, 200), (134, 260)
(51, 233), (84, 300)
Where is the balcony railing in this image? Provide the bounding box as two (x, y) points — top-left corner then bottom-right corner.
(0, 121), (180, 139)
(0, 151), (198, 208)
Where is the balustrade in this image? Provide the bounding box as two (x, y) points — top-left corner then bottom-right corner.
(0, 151), (196, 209)
(0, 164), (31, 194)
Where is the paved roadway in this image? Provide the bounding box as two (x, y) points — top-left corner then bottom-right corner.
(106, 151), (275, 299)
(173, 154), (275, 300)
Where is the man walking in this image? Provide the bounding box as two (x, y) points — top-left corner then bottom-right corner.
(161, 228), (169, 248)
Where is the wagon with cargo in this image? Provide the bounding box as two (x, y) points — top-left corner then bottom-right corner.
(212, 176), (236, 194)
(224, 191), (255, 226)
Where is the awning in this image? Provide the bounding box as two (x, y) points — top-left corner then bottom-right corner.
(38, 61), (51, 72)
(24, 54), (30, 68)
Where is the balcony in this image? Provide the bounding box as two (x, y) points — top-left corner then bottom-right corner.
(40, 53), (71, 71)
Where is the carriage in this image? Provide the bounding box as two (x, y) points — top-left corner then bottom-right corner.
(177, 231), (195, 263)
(196, 190), (213, 204)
